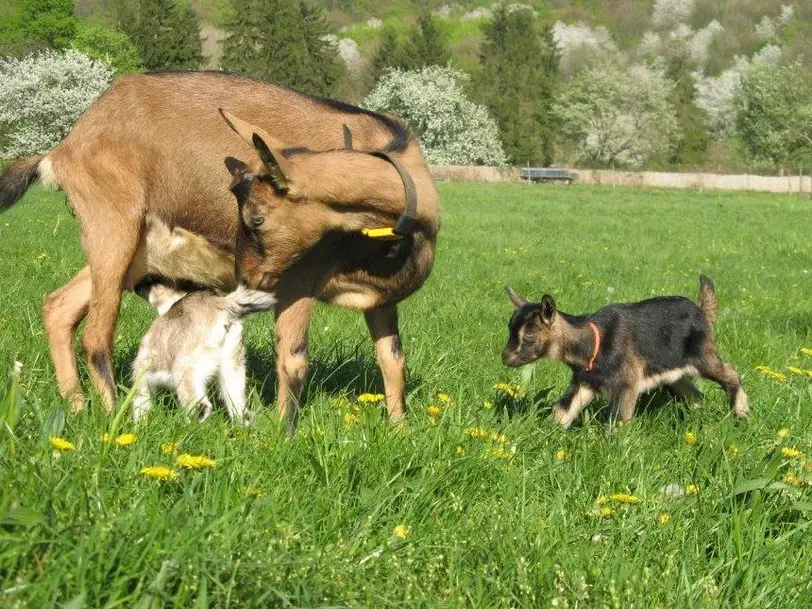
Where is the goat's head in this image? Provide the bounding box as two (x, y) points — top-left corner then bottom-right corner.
(220, 109), (411, 291)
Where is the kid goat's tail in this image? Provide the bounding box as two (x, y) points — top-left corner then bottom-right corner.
(224, 285), (277, 317)
(697, 275), (717, 330)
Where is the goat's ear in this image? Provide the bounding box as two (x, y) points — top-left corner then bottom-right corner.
(224, 156), (249, 181)
(540, 294), (556, 326)
(219, 108), (293, 191)
(505, 286), (527, 309)
(251, 133), (292, 191)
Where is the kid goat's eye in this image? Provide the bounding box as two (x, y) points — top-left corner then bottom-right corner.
(250, 216), (264, 228)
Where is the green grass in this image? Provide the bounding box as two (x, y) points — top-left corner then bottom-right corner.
(1, 183), (811, 608)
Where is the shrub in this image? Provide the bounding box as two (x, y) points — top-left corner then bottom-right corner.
(0, 49), (113, 159)
(71, 23), (143, 74)
(363, 66), (506, 166)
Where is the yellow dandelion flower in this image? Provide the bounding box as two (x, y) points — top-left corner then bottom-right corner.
(597, 495), (608, 506)
(685, 484), (699, 496)
(787, 367), (812, 378)
(464, 426), (489, 439)
(140, 466), (177, 481)
(658, 512), (671, 525)
(343, 412), (360, 426)
(684, 431), (697, 445)
(332, 396), (352, 410)
(755, 365), (787, 382)
(777, 428), (790, 440)
(393, 524), (410, 539)
(455, 445), (466, 456)
(484, 446), (512, 460)
(357, 393), (385, 403)
(241, 486), (264, 498)
(801, 348), (812, 357)
(437, 393), (453, 404)
(493, 383), (522, 399)
(554, 449), (568, 462)
(783, 472), (803, 487)
(426, 405), (441, 418)
(781, 446), (804, 460)
(115, 433), (136, 447)
(609, 493), (640, 504)
(36, 252), (49, 261)
(161, 442), (179, 455)
(483, 400), (494, 410)
(726, 445), (740, 457)
(175, 454), (216, 469)
(491, 432), (507, 444)
(102, 433), (111, 443)
(49, 437), (75, 452)
(599, 507), (614, 518)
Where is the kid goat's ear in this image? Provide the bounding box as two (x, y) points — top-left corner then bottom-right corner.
(540, 294), (556, 325)
(224, 156), (249, 180)
(505, 286), (527, 309)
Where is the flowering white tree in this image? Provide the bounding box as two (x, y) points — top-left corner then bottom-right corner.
(733, 60), (812, 165)
(554, 65), (679, 167)
(0, 49), (113, 159)
(693, 46), (781, 137)
(363, 66), (506, 166)
(553, 21), (620, 76)
(651, 0), (695, 28)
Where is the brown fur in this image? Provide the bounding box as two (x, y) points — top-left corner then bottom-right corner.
(0, 72), (439, 420)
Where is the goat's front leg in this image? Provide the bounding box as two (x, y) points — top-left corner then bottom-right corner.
(610, 386), (640, 425)
(553, 382), (596, 428)
(364, 305), (406, 422)
(274, 297), (315, 435)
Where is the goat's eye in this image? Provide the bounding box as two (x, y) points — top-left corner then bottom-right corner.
(250, 216), (264, 228)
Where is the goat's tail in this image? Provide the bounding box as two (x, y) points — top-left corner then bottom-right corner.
(697, 275), (717, 330)
(223, 285), (277, 317)
(0, 156), (52, 212)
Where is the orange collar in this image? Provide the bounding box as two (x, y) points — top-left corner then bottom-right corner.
(586, 322), (601, 372)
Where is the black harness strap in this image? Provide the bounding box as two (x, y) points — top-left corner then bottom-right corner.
(371, 150), (418, 237)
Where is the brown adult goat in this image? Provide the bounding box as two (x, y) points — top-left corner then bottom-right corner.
(0, 71), (440, 426)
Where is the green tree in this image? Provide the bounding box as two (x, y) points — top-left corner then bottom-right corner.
(71, 22), (143, 73)
(221, 0), (343, 96)
(475, 6), (558, 166)
(118, 0), (202, 70)
(368, 26), (405, 86)
(665, 53), (709, 167)
(21, 0), (77, 49)
(733, 61), (812, 169)
(404, 9), (450, 70)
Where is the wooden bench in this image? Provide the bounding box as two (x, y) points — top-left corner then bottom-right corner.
(519, 168), (579, 184)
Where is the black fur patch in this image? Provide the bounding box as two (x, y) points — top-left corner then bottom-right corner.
(1, 157), (42, 211)
(90, 351), (114, 389)
(390, 334), (402, 357)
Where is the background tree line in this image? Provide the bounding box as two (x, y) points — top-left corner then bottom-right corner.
(2, 0), (811, 173)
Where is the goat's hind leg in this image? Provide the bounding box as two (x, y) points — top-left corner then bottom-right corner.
(365, 305), (406, 423)
(700, 354), (748, 420)
(42, 266), (92, 413)
(219, 323), (249, 424)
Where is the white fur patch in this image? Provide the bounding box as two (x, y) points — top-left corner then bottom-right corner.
(638, 366), (699, 393)
(38, 157), (59, 189)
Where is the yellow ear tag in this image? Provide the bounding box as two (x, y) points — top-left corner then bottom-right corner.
(361, 227), (400, 240)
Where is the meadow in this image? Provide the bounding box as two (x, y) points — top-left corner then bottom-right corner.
(0, 183), (811, 608)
